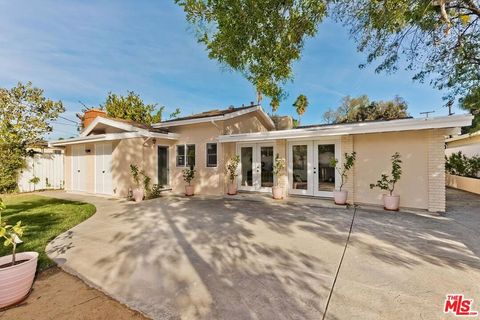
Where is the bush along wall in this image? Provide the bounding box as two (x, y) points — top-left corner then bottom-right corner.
(445, 152), (480, 179)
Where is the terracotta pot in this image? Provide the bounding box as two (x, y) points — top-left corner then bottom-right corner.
(132, 188), (144, 202)
(0, 251), (38, 308)
(333, 190), (348, 205)
(227, 183), (237, 195)
(383, 194), (400, 211)
(185, 185), (194, 196)
(272, 186), (284, 200)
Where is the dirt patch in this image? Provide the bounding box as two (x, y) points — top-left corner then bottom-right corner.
(0, 267), (149, 320)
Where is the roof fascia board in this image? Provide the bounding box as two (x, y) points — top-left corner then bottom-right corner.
(49, 131), (178, 147)
(80, 117), (149, 137)
(217, 114), (473, 143)
(445, 129), (480, 142)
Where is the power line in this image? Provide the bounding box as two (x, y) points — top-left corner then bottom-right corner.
(58, 115), (78, 124)
(52, 121), (79, 127)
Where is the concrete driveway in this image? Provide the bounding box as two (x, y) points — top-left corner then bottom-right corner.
(44, 189), (480, 319)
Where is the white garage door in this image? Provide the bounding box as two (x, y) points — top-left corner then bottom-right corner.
(71, 145), (86, 192)
(95, 142), (113, 195)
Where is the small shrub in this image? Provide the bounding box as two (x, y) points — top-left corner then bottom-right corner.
(182, 166), (196, 185)
(370, 152), (402, 196)
(272, 154), (286, 187)
(330, 151), (356, 191)
(226, 155), (240, 183)
(0, 198), (26, 265)
(445, 152), (480, 178)
(147, 184), (163, 199)
(29, 176), (40, 191)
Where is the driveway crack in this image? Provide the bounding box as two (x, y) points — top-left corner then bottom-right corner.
(322, 205), (358, 320)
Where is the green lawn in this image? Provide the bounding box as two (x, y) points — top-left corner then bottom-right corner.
(1, 194), (96, 271)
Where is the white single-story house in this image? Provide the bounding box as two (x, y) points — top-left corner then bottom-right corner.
(49, 105), (473, 212)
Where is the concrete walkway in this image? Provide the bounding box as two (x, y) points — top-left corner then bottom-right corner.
(43, 189), (480, 319)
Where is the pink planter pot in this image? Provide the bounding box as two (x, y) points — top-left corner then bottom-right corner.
(132, 188), (144, 202)
(0, 251), (38, 309)
(383, 194), (400, 211)
(333, 190), (348, 205)
(227, 183), (237, 195)
(185, 185), (194, 196)
(272, 186), (284, 200)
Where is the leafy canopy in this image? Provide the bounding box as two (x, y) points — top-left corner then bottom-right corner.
(323, 95), (409, 124)
(175, 0), (327, 102)
(333, 0), (480, 131)
(0, 82), (64, 192)
(102, 91), (164, 125)
(293, 94), (309, 118)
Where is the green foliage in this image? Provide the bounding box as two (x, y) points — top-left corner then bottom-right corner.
(270, 97), (280, 113)
(29, 176), (40, 192)
(142, 171), (151, 194)
(130, 164), (141, 187)
(272, 154), (286, 186)
(169, 108), (182, 119)
(226, 155), (240, 183)
(0, 82), (64, 193)
(370, 152), (402, 196)
(0, 199), (25, 265)
(333, 0), (480, 120)
(330, 152), (356, 191)
(445, 151), (480, 178)
(0, 195), (95, 270)
(323, 95), (409, 124)
(182, 167), (196, 185)
(175, 0), (327, 102)
(147, 184), (164, 199)
(102, 91), (164, 125)
(293, 94), (309, 123)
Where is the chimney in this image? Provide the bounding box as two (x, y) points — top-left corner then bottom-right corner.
(83, 109), (107, 128)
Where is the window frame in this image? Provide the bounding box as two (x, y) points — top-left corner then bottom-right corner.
(206, 143), (218, 168)
(186, 144), (195, 167)
(176, 145), (186, 167)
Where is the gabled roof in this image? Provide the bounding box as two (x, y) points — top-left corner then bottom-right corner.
(49, 117), (178, 147)
(153, 105), (275, 129)
(218, 114), (473, 142)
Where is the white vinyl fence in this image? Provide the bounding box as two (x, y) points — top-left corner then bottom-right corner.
(17, 152), (64, 192)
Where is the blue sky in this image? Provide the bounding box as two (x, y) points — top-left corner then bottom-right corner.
(0, 1), (458, 140)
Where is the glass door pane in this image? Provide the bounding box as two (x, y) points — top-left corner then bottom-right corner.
(260, 146), (274, 187)
(317, 144), (335, 192)
(292, 145), (308, 190)
(240, 146), (253, 187)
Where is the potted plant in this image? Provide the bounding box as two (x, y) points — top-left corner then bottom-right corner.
(272, 154), (286, 200)
(330, 152), (356, 205)
(182, 166), (196, 196)
(226, 155), (240, 195)
(130, 164), (144, 202)
(370, 152), (402, 211)
(0, 198), (38, 308)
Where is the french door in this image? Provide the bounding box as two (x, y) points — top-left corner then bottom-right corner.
(288, 140), (340, 197)
(238, 143), (275, 192)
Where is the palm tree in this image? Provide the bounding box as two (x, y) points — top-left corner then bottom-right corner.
(293, 94), (309, 125)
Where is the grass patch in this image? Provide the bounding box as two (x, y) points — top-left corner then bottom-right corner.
(1, 194), (96, 271)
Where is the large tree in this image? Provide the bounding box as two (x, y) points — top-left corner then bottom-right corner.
(333, 0), (480, 131)
(0, 82), (64, 192)
(175, 0), (327, 102)
(323, 95), (409, 123)
(102, 91), (164, 125)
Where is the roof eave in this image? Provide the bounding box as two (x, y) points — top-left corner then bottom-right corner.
(217, 114), (473, 142)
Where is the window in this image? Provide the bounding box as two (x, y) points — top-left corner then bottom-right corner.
(206, 143), (217, 167)
(186, 144), (195, 167)
(177, 144), (195, 167)
(176, 145), (185, 167)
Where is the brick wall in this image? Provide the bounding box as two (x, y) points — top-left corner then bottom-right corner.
(427, 129), (447, 212)
(341, 135), (355, 203)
